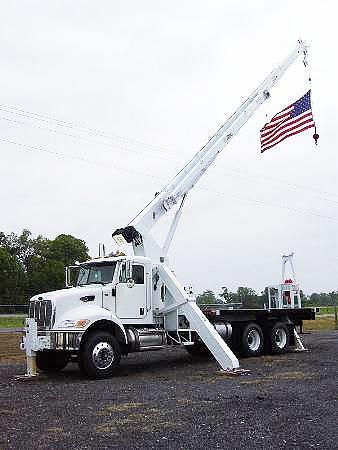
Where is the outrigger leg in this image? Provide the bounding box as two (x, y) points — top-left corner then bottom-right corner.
(293, 327), (308, 352)
(158, 264), (250, 376)
(15, 318), (39, 381)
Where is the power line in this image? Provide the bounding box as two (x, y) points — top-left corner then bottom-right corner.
(1, 137), (337, 223)
(0, 115), (177, 163)
(0, 104), (174, 155)
(1, 103), (338, 205)
(214, 163), (338, 202)
(199, 185), (338, 222)
(0, 138), (166, 181)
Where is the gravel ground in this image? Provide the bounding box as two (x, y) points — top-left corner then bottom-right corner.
(0, 331), (337, 450)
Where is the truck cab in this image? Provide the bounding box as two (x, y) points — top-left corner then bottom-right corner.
(25, 254), (167, 378)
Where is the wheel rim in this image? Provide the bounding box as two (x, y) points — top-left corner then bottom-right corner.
(92, 342), (115, 370)
(275, 328), (287, 349)
(247, 329), (261, 351)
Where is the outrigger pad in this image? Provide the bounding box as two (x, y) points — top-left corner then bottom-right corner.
(14, 374), (39, 382)
(291, 348), (309, 353)
(216, 368), (251, 377)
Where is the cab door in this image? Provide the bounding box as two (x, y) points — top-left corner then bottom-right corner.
(102, 283), (116, 313)
(116, 262), (147, 320)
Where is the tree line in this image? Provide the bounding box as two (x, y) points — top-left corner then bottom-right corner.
(196, 287), (338, 308)
(0, 230), (89, 304)
(1, 229), (337, 308)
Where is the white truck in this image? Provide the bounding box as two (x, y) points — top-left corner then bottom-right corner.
(21, 41), (315, 379)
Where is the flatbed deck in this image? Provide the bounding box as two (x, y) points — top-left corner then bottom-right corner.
(199, 305), (315, 323)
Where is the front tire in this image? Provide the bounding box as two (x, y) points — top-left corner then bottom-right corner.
(36, 350), (69, 373)
(79, 331), (121, 379)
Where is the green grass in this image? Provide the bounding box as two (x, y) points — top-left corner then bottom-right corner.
(313, 306), (338, 315)
(0, 317), (25, 328)
(304, 316), (338, 331)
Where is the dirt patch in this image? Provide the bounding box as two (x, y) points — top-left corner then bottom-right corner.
(96, 407), (187, 435)
(0, 333), (24, 363)
(240, 370), (315, 385)
(98, 402), (143, 415)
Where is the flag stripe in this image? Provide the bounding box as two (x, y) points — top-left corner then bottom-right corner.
(261, 115), (314, 148)
(261, 111), (313, 139)
(261, 114), (314, 146)
(261, 108), (293, 130)
(261, 123), (315, 152)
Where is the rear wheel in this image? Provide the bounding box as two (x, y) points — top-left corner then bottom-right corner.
(36, 350), (69, 372)
(267, 322), (290, 354)
(238, 323), (264, 357)
(79, 331), (121, 379)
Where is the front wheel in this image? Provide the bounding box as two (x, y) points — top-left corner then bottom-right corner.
(36, 350), (69, 372)
(79, 331), (121, 379)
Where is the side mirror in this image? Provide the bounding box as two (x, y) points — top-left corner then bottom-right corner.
(65, 265), (79, 288)
(65, 267), (73, 288)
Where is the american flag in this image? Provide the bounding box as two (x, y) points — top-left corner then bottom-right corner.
(260, 90), (315, 153)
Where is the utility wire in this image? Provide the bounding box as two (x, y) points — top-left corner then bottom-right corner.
(0, 104), (172, 155)
(1, 137), (337, 223)
(0, 138), (165, 181)
(199, 185), (338, 222)
(1, 103), (337, 203)
(0, 115), (177, 163)
(3, 111), (338, 211)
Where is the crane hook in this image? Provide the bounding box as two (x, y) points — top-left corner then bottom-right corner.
(313, 126), (319, 145)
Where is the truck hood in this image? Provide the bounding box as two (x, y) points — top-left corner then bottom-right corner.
(30, 285), (104, 328)
(31, 285), (101, 303)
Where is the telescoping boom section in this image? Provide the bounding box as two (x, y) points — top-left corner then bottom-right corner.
(118, 41), (309, 252)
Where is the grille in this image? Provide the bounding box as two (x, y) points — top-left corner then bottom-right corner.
(51, 332), (83, 350)
(28, 299), (53, 329)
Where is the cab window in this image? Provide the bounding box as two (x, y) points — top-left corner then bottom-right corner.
(132, 265), (144, 284)
(119, 263), (127, 283)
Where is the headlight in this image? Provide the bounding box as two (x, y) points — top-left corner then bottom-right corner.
(59, 319), (90, 328)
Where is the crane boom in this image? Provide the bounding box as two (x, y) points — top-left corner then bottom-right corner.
(113, 40), (308, 258)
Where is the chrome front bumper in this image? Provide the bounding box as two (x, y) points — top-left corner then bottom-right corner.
(21, 319), (83, 352)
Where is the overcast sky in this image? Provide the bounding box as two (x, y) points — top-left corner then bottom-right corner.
(1, 1), (338, 296)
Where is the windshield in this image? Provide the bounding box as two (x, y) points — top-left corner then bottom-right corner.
(76, 262), (117, 286)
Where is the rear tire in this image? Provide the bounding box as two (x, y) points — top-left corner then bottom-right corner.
(238, 323), (264, 357)
(79, 331), (121, 379)
(267, 322), (290, 354)
(36, 350), (69, 372)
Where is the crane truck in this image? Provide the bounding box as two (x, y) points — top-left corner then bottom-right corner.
(20, 40), (315, 379)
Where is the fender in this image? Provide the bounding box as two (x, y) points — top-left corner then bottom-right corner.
(54, 305), (128, 345)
